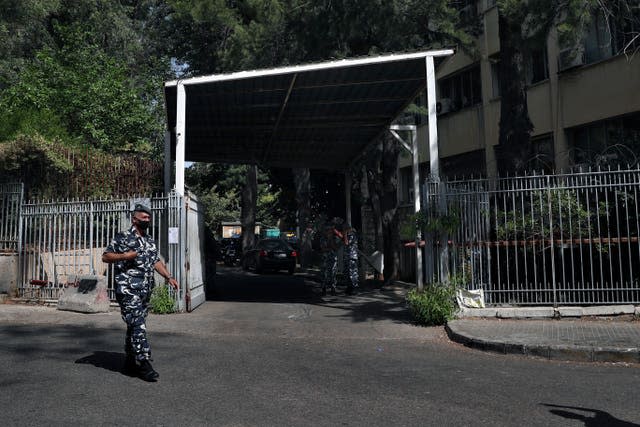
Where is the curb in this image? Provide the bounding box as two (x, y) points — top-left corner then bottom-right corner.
(457, 305), (640, 319)
(444, 323), (640, 364)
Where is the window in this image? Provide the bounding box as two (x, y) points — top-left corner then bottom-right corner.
(529, 135), (555, 173)
(569, 113), (640, 167)
(438, 65), (482, 112)
(399, 167), (414, 204)
(580, 6), (640, 65)
(490, 60), (501, 98)
(584, 11), (613, 63)
(527, 48), (549, 84)
(441, 150), (486, 180)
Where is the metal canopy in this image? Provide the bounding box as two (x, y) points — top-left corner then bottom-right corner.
(164, 50), (454, 172)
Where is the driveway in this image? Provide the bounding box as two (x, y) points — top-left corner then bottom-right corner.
(0, 266), (638, 426)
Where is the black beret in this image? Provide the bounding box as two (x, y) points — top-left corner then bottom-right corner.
(133, 203), (152, 215)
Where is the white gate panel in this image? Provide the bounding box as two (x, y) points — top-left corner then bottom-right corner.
(185, 193), (206, 311)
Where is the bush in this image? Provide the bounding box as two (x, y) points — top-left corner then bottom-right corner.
(406, 283), (458, 326)
(150, 285), (176, 314)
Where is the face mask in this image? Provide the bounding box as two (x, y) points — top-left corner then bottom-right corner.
(137, 220), (150, 230)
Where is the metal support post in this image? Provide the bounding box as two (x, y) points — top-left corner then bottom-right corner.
(175, 83), (186, 196)
(390, 125), (423, 290)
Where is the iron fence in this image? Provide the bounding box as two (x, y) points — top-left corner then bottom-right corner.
(423, 167), (640, 305)
(0, 183), (23, 253)
(18, 194), (182, 302)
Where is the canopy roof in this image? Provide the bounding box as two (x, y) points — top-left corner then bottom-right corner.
(164, 49), (453, 170)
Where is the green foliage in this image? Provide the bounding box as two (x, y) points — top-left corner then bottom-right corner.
(495, 189), (592, 241)
(406, 282), (458, 326)
(400, 212), (419, 241)
(0, 46), (157, 154)
(0, 0), (171, 157)
(415, 208), (461, 235)
(0, 134), (73, 198)
(170, 0), (471, 73)
(150, 284), (176, 314)
(186, 163), (287, 234)
(0, 133), (162, 199)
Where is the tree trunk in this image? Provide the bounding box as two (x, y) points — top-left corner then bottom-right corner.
(498, 13), (534, 175)
(293, 167), (312, 268)
(366, 140), (384, 253)
(241, 164), (258, 253)
(381, 132), (400, 284)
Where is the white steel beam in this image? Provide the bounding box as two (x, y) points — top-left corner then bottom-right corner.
(425, 56), (440, 180)
(175, 83), (186, 195)
(165, 50), (455, 87)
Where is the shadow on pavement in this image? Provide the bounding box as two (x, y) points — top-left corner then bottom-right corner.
(542, 403), (640, 427)
(210, 266), (412, 324)
(75, 351), (129, 375)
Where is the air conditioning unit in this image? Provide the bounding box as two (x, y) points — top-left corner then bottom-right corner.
(436, 98), (454, 115)
(558, 48), (585, 71)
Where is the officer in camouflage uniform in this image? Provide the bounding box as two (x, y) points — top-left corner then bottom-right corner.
(341, 224), (359, 295)
(102, 203), (178, 382)
(320, 224), (338, 296)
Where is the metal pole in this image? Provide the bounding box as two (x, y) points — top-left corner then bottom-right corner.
(175, 83), (186, 196)
(411, 128), (424, 290)
(425, 55), (448, 282)
(389, 125), (423, 290)
(425, 56), (440, 179)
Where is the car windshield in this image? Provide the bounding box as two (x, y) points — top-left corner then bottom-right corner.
(259, 240), (290, 251)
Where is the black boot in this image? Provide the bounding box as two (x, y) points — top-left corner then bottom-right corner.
(138, 360), (159, 382)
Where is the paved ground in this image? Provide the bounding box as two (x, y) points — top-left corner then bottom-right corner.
(0, 267), (639, 426)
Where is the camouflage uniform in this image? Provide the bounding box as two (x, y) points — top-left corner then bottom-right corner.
(104, 226), (159, 362)
(320, 233), (338, 294)
(343, 229), (359, 292)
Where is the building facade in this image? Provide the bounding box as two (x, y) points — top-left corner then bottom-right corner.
(398, 0), (640, 204)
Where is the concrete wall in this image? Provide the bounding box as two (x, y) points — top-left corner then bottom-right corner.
(0, 254), (18, 295)
(560, 55), (640, 129)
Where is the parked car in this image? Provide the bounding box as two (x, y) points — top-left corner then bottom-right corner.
(242, 239), (297, 274)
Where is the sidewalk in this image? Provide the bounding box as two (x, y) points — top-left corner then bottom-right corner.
(446, 317), (640, 364)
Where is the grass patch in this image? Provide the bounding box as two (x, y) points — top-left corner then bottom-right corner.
(406, 283), (457, 326)
(150, 284), (176, 314)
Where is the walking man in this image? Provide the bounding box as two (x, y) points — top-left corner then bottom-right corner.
(102, 203), (178, 382)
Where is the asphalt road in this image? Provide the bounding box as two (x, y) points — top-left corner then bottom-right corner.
(0, 266), (639, 426)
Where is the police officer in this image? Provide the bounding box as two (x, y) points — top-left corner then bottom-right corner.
(341, 224), (359, 295)
(320, 224), (339, 296)
(102, 203), (178, 382)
